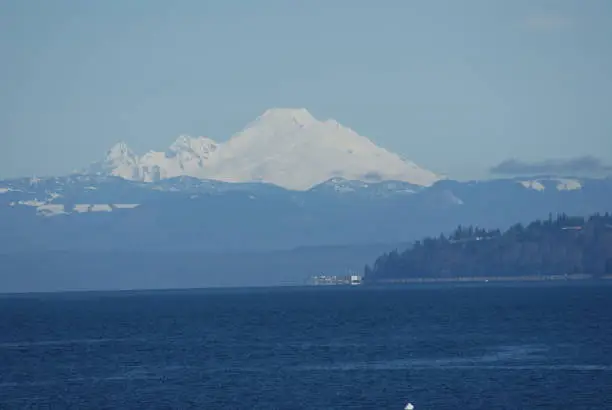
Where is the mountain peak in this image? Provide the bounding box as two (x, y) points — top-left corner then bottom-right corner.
(169, 135), (218, 153)
(107, 141), (134, 159)
(85, 109), (440, 189)
(258, 108), (315, 126)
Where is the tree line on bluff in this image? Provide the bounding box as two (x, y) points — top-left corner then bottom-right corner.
(364, 213), (612, 280)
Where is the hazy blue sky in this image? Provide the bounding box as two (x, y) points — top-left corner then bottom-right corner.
(1, 0), (611, 180)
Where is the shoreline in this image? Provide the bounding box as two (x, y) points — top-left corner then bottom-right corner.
(367, 274), (612, 285)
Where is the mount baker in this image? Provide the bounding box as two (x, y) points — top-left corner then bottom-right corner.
(85, 108), (439, 190)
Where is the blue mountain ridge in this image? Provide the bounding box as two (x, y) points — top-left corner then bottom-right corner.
(1, 174), (610, 292)
(1, 174), (610, 252)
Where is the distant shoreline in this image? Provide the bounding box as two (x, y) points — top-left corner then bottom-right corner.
(368, 274), (612, 285)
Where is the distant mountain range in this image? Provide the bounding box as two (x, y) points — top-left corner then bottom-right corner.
(1, 173), (610, 253)
(1, 107), (611, 291)
(83, 108), (440, 190)
(2, 172), (610, 292)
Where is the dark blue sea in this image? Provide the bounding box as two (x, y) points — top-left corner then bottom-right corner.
(1, 283), (611, 409)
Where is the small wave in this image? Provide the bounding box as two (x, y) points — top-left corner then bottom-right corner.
(477, 344), (549, 363)
(0, 380), (57, 388)
(295, 361), (612, 372)
(296, 344), (550, 371)
(0, 337), (144, 349)
(429, 364), (612, 371)
(0, 365), (186, 388)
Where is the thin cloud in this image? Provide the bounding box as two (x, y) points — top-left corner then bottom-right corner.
(490, 156), (612, 176)
(523, 14), (573, 31)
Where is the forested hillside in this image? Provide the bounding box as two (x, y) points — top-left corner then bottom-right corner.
(365, 213), (612, 281)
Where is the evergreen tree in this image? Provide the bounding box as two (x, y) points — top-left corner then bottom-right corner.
(365, 213), (612, 280)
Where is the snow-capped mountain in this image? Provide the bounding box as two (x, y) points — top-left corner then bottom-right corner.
(84, 108), (439, 190)
(89, 142), (140, 180)
(518, 178), (583, 192)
